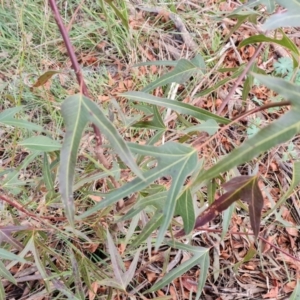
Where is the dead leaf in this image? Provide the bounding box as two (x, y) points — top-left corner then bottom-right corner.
(89, 282), (99, 300)
(146, 272), (157, 283)
(182, 276), (198, 293)
(263, 285), (278, 299)
(32, 70), (60, 87)
(283, 281), (296, 293)
(176, 175), (264, 237)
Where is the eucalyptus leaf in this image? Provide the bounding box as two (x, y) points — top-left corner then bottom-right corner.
(146, 242), (209, 297)
(194, 109), (300, 188)
(122, 91), (230, 124)
(142, 59), (199, 93)
(19, 136), (61, 152)
(262, 0), (300, 30)
(78, 142), (198, 248)
(59, 94), (142, 226)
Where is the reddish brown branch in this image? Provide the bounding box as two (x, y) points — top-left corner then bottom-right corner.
(217, 43), (265, 115)
(0, 194), (66, 221)
(48, 0), (102, 146)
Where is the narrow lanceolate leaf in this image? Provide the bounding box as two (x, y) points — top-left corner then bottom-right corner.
(0, 106), (24, 120)
(239, 32), (299, 57)
(252, 74), (300, 108)
(131, 213), (163, 247)
(81, 96), (143, 179)
(183, 119), (219, 136)
(122, 247), (141, 287)
(178, 176), (264, 238)
(19, 136), (61, 152)
(223, 176), (264, 238)
(194, 109), (300, 187)
(175, 189), (195, 235)
(119, 192), (167, 222)
(60, 94), (143, 226)
(196, 250), (210, 299)
(146, 242), (209, 295)
(0, 260), (16, 285)
(32, 70), (60, 88)
(194, 74), (300, 187)
(122, 91), (230, 124)
(176, 190), (241, 237)
(59, 95), (89, 227)
(78, 142), (198, 248)
(290, 280), (300, 300)
(0, 106), (43, 131)
(142, 59), (200, 93)
(0, 248), (27, 263)
(106, 230), (126, 290)
(262, 0), (300, 30)
(132, 104), (166, 130)
(242, 177), (264, 238)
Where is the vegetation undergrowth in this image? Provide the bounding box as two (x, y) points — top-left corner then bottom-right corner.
(1, 0), (300, 299)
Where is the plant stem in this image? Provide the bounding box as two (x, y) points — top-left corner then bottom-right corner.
(217, 43), (265, 115)
(48, 0), (102, 146)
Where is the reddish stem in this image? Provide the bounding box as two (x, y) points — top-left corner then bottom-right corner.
(217, 43), (264, 115)
(48, 0), (102, 146)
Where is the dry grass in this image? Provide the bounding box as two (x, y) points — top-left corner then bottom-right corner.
(1, 0), (300, 299)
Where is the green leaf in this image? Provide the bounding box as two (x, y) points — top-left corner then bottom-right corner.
(146, 242), (209, 294)
(132, 105), (166, 130)
(0, 260), (16, 285)
(191, 54), (206, 71)
(222, 202), (236, 239)
(106, 230), (126, 290)
(179, 176), (264, 238)
(133, 60), (178, 67)
(194, 108), (300, 187)
(196, 250), (210, 299)
(43, 153), (55, 194)
(103, 0), (129, 31)
(19, 136), (61, 152)
(1, 120), (44, 131)
(183, 119), (219, 136)
(234, 0), (275, 13)
(175, 189), (195, 235)
(0, 280), (6, 299)
(252, 73), (300, 107)
(233, 246), (257, 272)
(0, 106), (43, 131)
(59, 94), (142, 226)
(262, 0), (300, 30)
(78, 142), (198, 248)
(142, 59), (200, 93)
(290, 280), (300, 300)
(0, 106), (24, 120)
(0, 248), (27, 263)
(122, 91), (230, 124)
(119, 192), (167, 222)
(131, 212), (163, 247)
(197, 67), (243, 97)
(239, 32), (299, 56)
